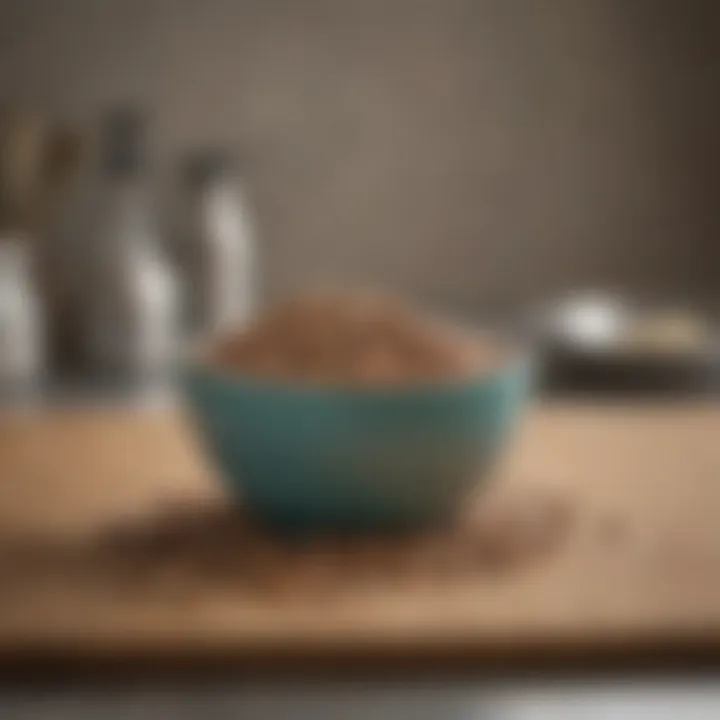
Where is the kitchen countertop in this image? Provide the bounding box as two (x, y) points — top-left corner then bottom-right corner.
(0, 400), (718, 672)
(0, 398), (719, 717)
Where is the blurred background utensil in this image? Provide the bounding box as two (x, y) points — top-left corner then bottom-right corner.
(0, 107), (46, 234)
(0, 108), (47, 395)
(0, 106), (82, 235)
(0, 238), (44, 396)
(0, 105), (83, 388)
(31, 124), (83, 374)
(534, 291), (718, 396)
(177, 149), (257, 341)
(82, 107), (179, 387)
(35, 125), (83, 231)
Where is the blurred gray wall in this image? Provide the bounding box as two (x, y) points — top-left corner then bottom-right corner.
(0, 0), (717, 314)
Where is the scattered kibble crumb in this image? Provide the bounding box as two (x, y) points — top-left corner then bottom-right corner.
(0, 490), (572, 601)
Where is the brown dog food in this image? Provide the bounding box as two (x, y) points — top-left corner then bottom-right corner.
(210, 290), (503, 386)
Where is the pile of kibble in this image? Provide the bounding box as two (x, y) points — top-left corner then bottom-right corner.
(211, 291), (501, 386)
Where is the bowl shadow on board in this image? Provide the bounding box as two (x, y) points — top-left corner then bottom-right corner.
(0, 490), (572, 606)
(180, 351), (533, 535)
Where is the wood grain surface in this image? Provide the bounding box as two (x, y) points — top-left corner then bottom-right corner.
(0, 402), (718, 668)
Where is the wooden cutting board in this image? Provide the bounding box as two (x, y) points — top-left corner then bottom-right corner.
(0, 402), (718, 670)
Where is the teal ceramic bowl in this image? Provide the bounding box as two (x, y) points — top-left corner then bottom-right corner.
(182, 349), (532, 532)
